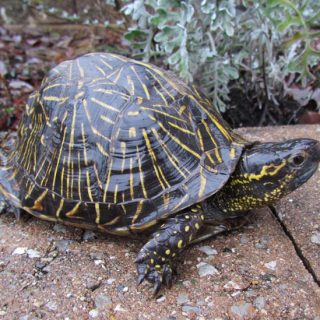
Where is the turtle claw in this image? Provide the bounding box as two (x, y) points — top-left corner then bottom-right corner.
(136, 258), (174, 295)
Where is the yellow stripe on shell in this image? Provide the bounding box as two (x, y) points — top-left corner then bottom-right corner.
(90, 97), (120, 113)
(30, 189), (49, 211)
(136, 145), (148, 198)
(132, 200), (144, 225)
(151, 127), (187, 179)
(52, 127), (67, 196)
(95, 203), (101, 224)
(77, 152), (82, 201)
(157, 121), (201, 160)
(142, 129), (168, 191)
(65, 201), (81, 217)
(167, 121), (195, 135)
(86, 170), (94, 202)
(130, 66), (150, 99)
(141, 107), (186, 123)
(56, 198), (64, 218)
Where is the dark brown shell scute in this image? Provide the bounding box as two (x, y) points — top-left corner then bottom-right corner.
(5, 52), (245, 233)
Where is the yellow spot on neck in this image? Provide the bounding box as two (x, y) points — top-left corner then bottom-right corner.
(177, 240), (184, 249)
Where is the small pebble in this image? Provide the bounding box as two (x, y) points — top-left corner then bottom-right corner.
(53, 224), (67, 234)
(255, 241), (268, 250)
(83, 230), (97, 241)
(223, 280), (242, 291)
(12, 247), (27, 255)
(55, 240), (72, 253)
(116, 284), (128, 293)
(156, 295), (166, 303)
(89, 309), (99, 318)
(311, 232), (320, 245)
(198, 246), (218, 256)
(240, 235), (249, 244)
(253, 296), (266, 310)
(264, 261), (277, 271)
(182, 305), (200, 315)
(106, 278), (116, 285)
(176, 293), (189, 305)
(90, 252), (105, 260)
(94, 294), (112, 309)
(196, 262), (219, 277)
(114, 304), (127, 312)
(45, 301), (58, 311)
(86, 279), (101, 291)
(230, 302), (255, 319)
(27, 249), (41, 258)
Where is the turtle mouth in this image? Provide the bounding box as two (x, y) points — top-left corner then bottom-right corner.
(292, 163), (318, 189)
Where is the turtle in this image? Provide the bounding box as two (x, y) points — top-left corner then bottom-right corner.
(0, 53), (319, 294)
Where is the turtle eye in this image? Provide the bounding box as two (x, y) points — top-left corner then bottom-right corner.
(290, 154), (305, 167)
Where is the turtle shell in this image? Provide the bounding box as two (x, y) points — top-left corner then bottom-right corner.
(3, 53), (247, 235)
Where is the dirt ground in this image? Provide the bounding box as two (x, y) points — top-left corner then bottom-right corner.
(0, 125), (320, 320)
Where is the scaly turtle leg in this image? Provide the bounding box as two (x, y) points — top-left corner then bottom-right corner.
(136, 206), (204, 295)
(0, 193), (22, 220)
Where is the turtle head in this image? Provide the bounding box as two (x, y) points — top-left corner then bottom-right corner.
(214, 139), (320, 213)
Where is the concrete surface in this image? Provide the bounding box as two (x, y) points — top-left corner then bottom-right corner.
(0, 125), (319, 320)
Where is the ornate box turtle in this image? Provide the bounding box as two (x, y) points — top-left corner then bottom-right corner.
(0, 53), (319, 294)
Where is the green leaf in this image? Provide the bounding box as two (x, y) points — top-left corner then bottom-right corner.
(124, 29), (149, 41)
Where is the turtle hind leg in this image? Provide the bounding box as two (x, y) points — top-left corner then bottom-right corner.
(135, 207), (204, 295)
(0, 194), (23, 220)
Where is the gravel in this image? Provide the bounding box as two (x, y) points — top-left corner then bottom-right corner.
(229, 302), (255, 319)
(310, 232), (320, 245)
(26, 249), (41, 258)
(196, 262), (219, 277)
(253, 296), (266, 310)
(82, 230), (97, 241)
(53, 224), (67, 234)
(198, 245), (218, 256)
(12, 247), (27, 255)
(181, 305), (201, 315)
(94, 294), (112, 309)
(176, 293), (190, 305)
(264, 260), (277, 271)
(55, 240), (73, 253)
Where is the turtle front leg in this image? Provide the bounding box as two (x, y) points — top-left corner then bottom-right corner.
(135, 207), (204, 295)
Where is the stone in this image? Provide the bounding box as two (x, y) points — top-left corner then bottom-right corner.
(46, 301), (58, 311)
(264, 261), (277, 271)
(198, 246), (218, 256)
(223, 280), (242, 291)
(89, 309), (99, 318)
(55, 240), (72, 253)
(196, 262), (219, 277)
(182, 305), (200, 315)
(311, 232), (320, 245)
(156, 295), (166, 303)
(26, 249), (41, 258)
(229, 302), (255, 319)
(253, 296), (266, 310)
(53, 224), (67, 234)
(106, 278), (116, 285)
(240, 235), (249, 244)
(255, 235), (270, 250)
(117, 284), (128, 293)
(176, 293), (189, 305)
(12, 247), (27, 255)
(83, 230), (97, 241)
(114, 304), (127, 312)
(94, 294), (112, 309)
